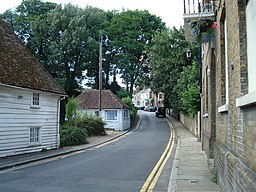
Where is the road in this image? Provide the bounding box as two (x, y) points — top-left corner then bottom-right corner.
(0, 111), (173, 192)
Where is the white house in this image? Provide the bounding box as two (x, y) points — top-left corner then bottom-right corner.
(132, 87), (165, 108)
(0, 21), (66, 157)
(76, 89), (130, 131)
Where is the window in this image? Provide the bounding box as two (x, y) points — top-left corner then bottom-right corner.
(123, 110), (129, 118)
(246, 0), (256, 93)
(105, 110), (117, 120)
(224, 18), (229, 105)
(29, 127), (40, 144)
(31, 93), (40, 108)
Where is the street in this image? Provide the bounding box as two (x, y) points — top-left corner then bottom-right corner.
(0, 111), (173, 192)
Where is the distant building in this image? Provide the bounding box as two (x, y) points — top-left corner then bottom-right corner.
(132, 87), (164, 108)
(76, 89), (130, 131)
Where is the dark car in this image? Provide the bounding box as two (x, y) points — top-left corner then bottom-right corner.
(155, 107), (166, 117)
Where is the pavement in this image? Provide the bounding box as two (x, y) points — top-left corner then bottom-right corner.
(0, 114), (220, 192)
(0, 129), (129, 170)
(167, 116), (220, 192)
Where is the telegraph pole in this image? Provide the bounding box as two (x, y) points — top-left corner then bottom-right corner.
(99, 33), (103, 115)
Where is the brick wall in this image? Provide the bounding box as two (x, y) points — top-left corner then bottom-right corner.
(212, 0), (256, 191)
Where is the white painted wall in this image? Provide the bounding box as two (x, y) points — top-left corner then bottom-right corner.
(0, 86), (60, 157)
(79, 109), (130, 131)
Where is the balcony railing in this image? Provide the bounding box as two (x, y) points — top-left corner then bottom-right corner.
(184, 0), (215, 15)
(183, 0), (216, 42)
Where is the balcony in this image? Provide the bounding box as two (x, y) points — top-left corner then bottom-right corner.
(183, 0), (217, 42)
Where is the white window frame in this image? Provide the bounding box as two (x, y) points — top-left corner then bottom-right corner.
(246, 0), (256, 93)
(105, 110), (118, 121)
(123, 109), (129, 118)
(218, 18), (229, 113)
(31, 92), (40, 108)
(236, 1), (256, 107)
(29, 127), (41, 145)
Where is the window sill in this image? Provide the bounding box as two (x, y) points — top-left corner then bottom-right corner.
(30, 105), (41, 109)
(28, 143), (41, 147)
(218, 104), (229, 113)
(203, 113), (208, 118)
(236, 90), (256, 108)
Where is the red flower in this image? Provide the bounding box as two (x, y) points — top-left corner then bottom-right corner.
(212, 22), (218, 29)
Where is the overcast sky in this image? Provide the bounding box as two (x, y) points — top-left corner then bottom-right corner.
(0, 0), (184, 28)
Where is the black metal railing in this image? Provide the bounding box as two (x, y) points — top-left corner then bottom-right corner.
(184, 0), (214, 14)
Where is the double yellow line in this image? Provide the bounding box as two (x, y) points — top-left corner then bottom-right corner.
(140, 119), (175, 192)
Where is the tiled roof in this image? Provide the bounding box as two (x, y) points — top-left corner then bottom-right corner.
(77, 89), (129, 109)
(0, 21), (66, 95)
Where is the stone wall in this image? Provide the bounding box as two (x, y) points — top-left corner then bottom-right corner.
(179, 113), (199, 137)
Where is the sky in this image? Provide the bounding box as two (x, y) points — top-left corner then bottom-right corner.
(0, 0), (184, 29)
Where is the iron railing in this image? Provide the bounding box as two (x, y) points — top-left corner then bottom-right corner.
(183, 0), (214, 14)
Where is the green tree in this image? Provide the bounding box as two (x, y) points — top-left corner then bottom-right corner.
(176, 61), (200, 116)
(146, 27), (191, 111)
(105, 10), (166, 93)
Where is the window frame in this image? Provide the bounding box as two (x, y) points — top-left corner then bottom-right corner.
(31, 92), (41, 108)
(29, 127), (41, 145)
(123, 109), (129, 119)
(105, 110), (118, 121)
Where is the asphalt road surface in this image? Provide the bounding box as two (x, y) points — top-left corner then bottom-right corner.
(0, 110), (172, 192)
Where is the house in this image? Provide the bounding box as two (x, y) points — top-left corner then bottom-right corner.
(0, 21), (66, 157)
(132, 87), (164, 108)
(76, 89), (130, 131)
(183, 0), (256, 191)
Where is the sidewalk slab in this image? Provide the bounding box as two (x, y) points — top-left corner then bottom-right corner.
(167, 116), (219, 192)
(0, 130), (128, 170)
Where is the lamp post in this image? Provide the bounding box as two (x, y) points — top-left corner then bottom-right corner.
(185, 48), (203, 143)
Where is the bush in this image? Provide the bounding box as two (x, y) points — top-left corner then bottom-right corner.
(122, 96), (138, 125)
(76, 113), (106, 136)
(60, 124), (88, 147)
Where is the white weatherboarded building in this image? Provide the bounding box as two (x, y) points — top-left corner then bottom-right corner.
(0, 21), (66, 157)
(77, 89), (130, 131)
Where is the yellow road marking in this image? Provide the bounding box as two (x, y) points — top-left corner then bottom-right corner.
(140, 118), (174, 192)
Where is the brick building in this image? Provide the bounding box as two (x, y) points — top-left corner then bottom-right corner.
(183, 0), (256, 191)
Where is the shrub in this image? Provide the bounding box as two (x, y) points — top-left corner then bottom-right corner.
(122, 96), (138, 125)
(76, 113), (106, 136)
(60, 124), (88, 147)
(66, 97), (78, 125)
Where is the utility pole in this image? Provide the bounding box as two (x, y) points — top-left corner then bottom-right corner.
(99, 33), (103, 115)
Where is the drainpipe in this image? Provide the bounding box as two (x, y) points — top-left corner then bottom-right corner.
(57, 96), (66, 148)
(199, 45), (204, 148)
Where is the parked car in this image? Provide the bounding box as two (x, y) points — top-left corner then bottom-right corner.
(155, 107), (166, 117)
(144, 106), (149, 111)
(149, 106), (156, 112)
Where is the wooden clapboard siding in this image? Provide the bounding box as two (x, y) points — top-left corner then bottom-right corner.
(0, 86), (60, 157)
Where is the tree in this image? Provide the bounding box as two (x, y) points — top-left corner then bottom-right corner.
(1, 1), (109, 96)
(146, 27), (191, 111)
(105, 10), (166, 93)
(176, 61), (200, 116)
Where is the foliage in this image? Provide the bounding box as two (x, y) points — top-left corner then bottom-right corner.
(105, 10), (167, 93)
(76, 113), (106, 136)
(121, 96), (138, 124)
(1, 1), (109, 96)
(176, 61), (200, 116)
(117, 90), (132, 99)
(60, 124), (88, 147)
(211, 171), (218, 184)
(66, 97), (78, 125)
(146, 27), (191, 111)
(190, 19), (217, 43)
